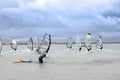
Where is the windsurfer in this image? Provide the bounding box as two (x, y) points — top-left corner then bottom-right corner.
(38, 52), (46, 63)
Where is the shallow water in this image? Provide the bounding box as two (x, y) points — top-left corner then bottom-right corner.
(0, 44), (120, 80)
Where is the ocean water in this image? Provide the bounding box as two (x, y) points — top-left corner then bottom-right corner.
(0, 44), (120, 80)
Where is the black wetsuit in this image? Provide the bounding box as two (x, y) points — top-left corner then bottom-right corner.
(39, 54), (46, 63)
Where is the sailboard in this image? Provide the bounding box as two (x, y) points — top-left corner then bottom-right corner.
(66, 37), (73, 49)
(85, 33), (92, 51)
(13, 60), (32, 63)
(37, 33), (51, 54)
(75, 34), (82, 50)
(11, 38), (17, 51)
(27, 37), (34, 51)
(96, 36), (103, 50)
(0, 39), (2, 54)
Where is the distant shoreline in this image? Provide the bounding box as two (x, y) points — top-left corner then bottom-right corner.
(51, 42), (120, 45)
(2, 42), (120, 45)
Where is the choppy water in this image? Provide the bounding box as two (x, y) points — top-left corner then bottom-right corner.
(0, 44), (120, 80)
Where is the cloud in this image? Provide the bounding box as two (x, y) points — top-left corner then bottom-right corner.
(0, 0), (120, 41)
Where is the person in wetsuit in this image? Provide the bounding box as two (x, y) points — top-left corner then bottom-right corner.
(79, 42), (92, 52)
(38, 52), (46, 63)
(38, 34), (51, 63)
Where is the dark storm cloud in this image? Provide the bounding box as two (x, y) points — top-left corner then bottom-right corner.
(0, 0), (120, 41)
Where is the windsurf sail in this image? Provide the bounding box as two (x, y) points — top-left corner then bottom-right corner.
(11, 38), (17, 51)
(27, 37), (34, 51)
(37, 33), (51, 54)
(75, 34), (81, 50)
(0, 39), (2, 54)
(66, 37), (73, 49)
(96, 36), (103, 50)
(85, 33), (92, 51)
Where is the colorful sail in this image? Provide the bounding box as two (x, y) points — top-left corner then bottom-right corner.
(85, 33), (92, 51)
(86, 33), (92, 40)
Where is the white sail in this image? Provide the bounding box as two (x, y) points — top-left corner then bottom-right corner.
(27, 37), (33, 50)
(66, 37), (73, 49)
(0, 39), (2, 54)
(75, 34), (81, 48)
(96, 36), (103, 49)
(37, 33), (51, 54)
(11, 38), (17, 51)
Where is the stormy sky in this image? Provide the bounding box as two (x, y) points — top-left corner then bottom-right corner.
(0, 0), (120, 42)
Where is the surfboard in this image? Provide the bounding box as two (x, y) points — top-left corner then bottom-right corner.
(13, 60), (32, 63)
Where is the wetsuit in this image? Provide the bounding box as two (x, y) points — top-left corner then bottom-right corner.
(39, 54), (46, 63)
